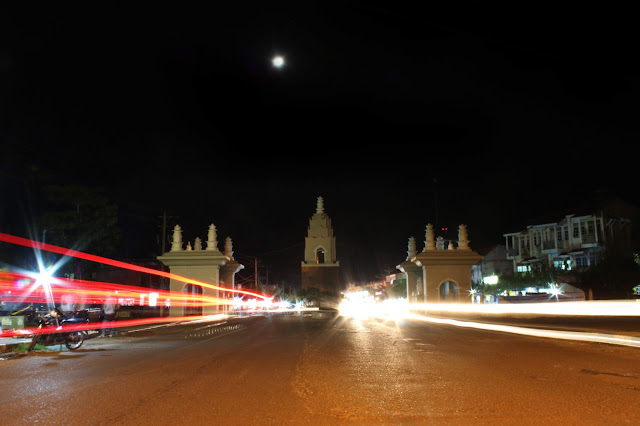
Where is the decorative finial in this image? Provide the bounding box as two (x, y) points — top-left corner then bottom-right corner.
(194, 237), (202, 251)
(170, 225), (183, 252)
(186, 241), (193, 251)
(206, 223), (218, 251)
(316, 196), (324, 214)
(224, 236), (233, 259)
(458, 224), (470, 250)
(424, 223), (436, 251)
(436, 236), (445, 250)
(407, 237), (417, 259)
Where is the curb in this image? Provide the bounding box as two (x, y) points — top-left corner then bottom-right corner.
(0, 339), (32, 357)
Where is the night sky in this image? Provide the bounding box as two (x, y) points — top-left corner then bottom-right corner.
(2, 3), (638, 286)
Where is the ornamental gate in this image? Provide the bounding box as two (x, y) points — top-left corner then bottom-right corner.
(397, 224), (483, 304)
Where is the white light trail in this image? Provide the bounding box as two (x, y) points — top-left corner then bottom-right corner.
(338, 297), (640, 348)
(410, 300), (640, 316)
(407, 313), (640, 348)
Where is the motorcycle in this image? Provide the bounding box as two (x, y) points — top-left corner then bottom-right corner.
(10, 304), (50, 327)
(73, 307), (105, 340)
(27, 307), (96, 351)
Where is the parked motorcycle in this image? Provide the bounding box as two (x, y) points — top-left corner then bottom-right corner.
(10, 304), (49, 327)
(27, 307), (89, 351)
(73, 307), (105, 340)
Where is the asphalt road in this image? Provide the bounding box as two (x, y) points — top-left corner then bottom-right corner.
(2, 314), (640, 425)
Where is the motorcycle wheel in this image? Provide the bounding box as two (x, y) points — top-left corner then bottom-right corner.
(65, 331), (84, 350)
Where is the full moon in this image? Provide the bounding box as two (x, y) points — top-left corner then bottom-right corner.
(272, 56), (285, 68)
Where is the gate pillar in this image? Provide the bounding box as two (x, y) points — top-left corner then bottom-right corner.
(157, 224), (229, 317)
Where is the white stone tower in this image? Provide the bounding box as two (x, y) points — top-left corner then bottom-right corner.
(301, 196), (341, 296)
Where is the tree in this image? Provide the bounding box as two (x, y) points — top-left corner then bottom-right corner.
(294, 286), (339, 307)
(570, 250), (640, 299)
(38, 184), (122, 280)
(389, 276), (407, 299)
(480, 261), (557, 296)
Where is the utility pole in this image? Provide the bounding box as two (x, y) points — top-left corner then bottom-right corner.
(433, 177), (439, 227)
(157, 211), (178, 255)
(248, 257), (264, 291)
(161, 212), (166, 255)
(255, 258), (258, 290)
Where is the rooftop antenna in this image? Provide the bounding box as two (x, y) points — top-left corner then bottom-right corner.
(433, 177), (439, 226)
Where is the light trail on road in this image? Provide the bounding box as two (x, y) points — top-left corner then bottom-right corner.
(339, 298), (640, 348)
(410, 300), (640, 316)
(407, 312), (640, 348)
(0, 270), (232, 309)
(0, 232), (279, 338)
(0, 232), (272, 301)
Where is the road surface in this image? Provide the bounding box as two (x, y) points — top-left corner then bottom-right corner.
(1, 314), (639, 425)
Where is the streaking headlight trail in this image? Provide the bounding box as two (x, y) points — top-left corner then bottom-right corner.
(0, 232), (275, 338)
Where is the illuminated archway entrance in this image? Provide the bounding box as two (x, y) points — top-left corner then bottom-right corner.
(184, 283), (203, 316)
(439, 281), (459, 302)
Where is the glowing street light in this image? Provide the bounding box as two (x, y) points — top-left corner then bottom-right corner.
(483, 275), (499, 285)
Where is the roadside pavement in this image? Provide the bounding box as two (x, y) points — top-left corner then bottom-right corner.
(0, 321), (174, 358)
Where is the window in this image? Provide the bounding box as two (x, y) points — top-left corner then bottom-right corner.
(573, 224), (579, 238)
(557, 229), (563, 241)
(316, 248), (325, 264)
(575, 256), (588, 267)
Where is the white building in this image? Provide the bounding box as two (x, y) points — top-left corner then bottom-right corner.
(503, 212), (630, 275)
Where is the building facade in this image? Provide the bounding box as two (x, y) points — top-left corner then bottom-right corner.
(470, 244), (513, 286)
(503, 213), (622, 275)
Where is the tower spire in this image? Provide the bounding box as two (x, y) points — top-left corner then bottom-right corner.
(206, 223), (218, 251)
(170, 225), (183, 252)
(407, 236), (417, 260)
(224, 236), (234, 259)
(316, 196), (324, 214)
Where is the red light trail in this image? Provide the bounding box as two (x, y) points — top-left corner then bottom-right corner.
(0, 232), (274, 338)
(0, 232), (271, 300)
